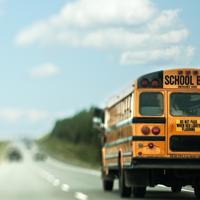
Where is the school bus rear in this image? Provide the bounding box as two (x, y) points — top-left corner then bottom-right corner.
(129, 68), (200, 198)
(134, 69), (200, 158)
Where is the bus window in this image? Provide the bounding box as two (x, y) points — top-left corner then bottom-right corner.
(140, 92), (164, 116)
(170, 93), (200, 116)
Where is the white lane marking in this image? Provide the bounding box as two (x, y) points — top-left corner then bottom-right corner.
(61, 184), (70, 192)
(182, 189), (193, 193)
(157, 184), (168, 189)
(39, 168), (71, 193)
(53, 179), (60, 186)
(75, 192), (88, 200)
(158, 184), (193, 193)
(39, 169), (55, 183)
(40, 169), (49, 178)
(47, 174), (55, 183)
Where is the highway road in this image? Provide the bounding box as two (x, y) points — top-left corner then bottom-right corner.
(0, 143), (197, 200)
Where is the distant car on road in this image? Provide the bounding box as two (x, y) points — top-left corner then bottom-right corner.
(7, 148), (22, 162)
(33, 152), (47, 161)
(24, 140), (33, 150)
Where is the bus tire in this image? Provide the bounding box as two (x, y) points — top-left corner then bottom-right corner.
(133, 186), (146, 198)
(103, 179), (113, 191)
(171, 185), (182, 193)
(119, 168), (131, 198)
(194, 184), (200, 199)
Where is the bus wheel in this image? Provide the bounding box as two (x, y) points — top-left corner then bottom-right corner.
(133, 186), (146, 198)
(119, 168), (131, 198)
(103, 179), (113, 191)
(194, 184), (200, 199)
(171, 185), (182, 193)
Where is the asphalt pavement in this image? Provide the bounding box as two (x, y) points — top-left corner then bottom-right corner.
(0, 143), (196, 200)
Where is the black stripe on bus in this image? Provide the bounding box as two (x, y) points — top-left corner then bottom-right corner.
(132, 136), (165, 141)
(132, 117), (166, 124)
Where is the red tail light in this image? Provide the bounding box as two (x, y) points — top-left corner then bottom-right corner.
(152, 127), (160, 135)
(141, 79), (149, 87)
(178, 70), (183, 75)
(151, 79), (159, 88)
(185, 70), (191, 76)
(141, 126), (150, 135)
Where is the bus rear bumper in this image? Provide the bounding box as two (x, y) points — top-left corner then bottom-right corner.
(129, 157), (200, 170)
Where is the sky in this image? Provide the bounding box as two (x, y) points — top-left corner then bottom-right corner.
(0, 0), (199, 139)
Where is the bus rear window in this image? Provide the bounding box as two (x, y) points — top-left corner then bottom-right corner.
(140, 92), (164, 116)
(170, 93), (200, 116)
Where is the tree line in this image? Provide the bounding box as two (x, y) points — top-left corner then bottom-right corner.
(47, 107), (103, 164)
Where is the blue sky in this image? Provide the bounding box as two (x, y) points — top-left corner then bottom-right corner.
(0, 0), (199, 138)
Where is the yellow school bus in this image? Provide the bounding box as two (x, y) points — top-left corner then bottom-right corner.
(101, 68), (200, 199)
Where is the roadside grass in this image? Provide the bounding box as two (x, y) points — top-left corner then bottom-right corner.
(0, 141), (9, 161)
(38, 136), (101, 169)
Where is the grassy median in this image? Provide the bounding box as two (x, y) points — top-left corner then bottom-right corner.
(0, 141), (8, 161)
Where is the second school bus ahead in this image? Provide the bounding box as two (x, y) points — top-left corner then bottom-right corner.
(99, 68), (200, 199)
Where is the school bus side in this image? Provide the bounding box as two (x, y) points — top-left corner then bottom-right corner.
(101, 86), (137, 197)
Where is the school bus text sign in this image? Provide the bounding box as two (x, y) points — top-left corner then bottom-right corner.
(164, 70), (200, 89)
(176, 120), (200, 132)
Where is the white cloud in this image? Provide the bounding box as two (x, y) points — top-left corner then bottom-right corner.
(58, 28), (188, 49)
(15, 0), (195, 65)
(157, 29), (188, 44)
(18, 27), (189, 50)
(30, 63), (60, 78)
(0, 107), (71, 138)
(26, 110), (49, 123)
(16, 0), (156, 47)
(0, 107), (70, 123)
(0, 108), (49, 123)
(148, 10), (180, 32)
(120, 46), (195, 65)
(54, 0), (155, 27)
